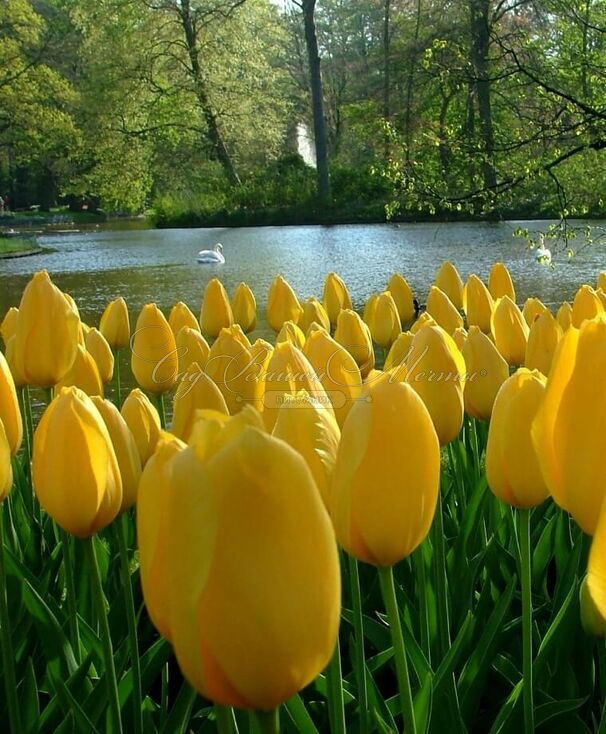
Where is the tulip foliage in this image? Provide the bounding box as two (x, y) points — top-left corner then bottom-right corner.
(2, 266), (606, 734)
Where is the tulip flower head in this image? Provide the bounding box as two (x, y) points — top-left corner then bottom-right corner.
(121, 388), (162, 466)
(200, 278), (233, 338)
(172, 362), (229, 441)
(435, 261), (464, 309)
(334, 309), (375, 377)
(463, 274), (494, 333)
(267, 275), (302, 332)
(367, 291), (401, 348)
(426, 286), (464, 336)
(522, 297), (550, 326)
(85, 327), (115, 384)
(525, 311), (562, 376)
(100, 297), (130, 350)
(387, 273), (415, 325)
(0, 307), (18, 347)
(176, 326), (210, 374)
(556, 301), (573, 332)
(461, 326), (509, 421)
(168, 301), (200, 338)
(0, 419), (12, 502)
(323, 272), (352, 325)
(572, 284), (604, 328)
(131, 304), (178, 394)
(491, 295), (529, 366)
(300, 297), (330, 333)
(488, 262), (516, 301)
(0, 351), (23, 456)
(231, 282), (257, 334)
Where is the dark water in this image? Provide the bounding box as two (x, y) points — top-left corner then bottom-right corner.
(1, 221), (604, 340)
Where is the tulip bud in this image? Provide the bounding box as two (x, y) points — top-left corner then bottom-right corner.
(267, 275), (302, 332)
(33, 387), (122, 536)
(299, 297), (330, 333)
(4, 336), (25, 389)
(168, 302), (200, 338)
(231, 282), (256, 334)
(383, 331), (414, 375)
(131, 304), (178, 394)
(488, 262), (516, 301)
(522, 297), (550, 326)
(486, 369), (548, 508)
(163, 426), (340, 709)
(461, 326), (509, 421)
(99, 297), (130, 350)
(263, 342), (333, 430)
(85, 328), (114, 384)
(332, 376), (440, 566)
(334, 309), (375, 377)
(435, 261), (464, 309)
(452, 327), (468, 351)
(56, 344), (104, 397)
(200, 278), (233, 338)
(405, 324), (465, 445)
(121, 388), (162, 466)
(0, 307), (18, 347)
(597, 288), (606, 310)
(426, 286), (464, 336)
(176, 326), (210, 374)
(91, 396), (142, 512)
(13, 271), (81, 387)
(323, 272), (352, 326)
(363, 293), (379, 326)
(273, 391), (340, 509)
(172, 363), (228, 441)
(525, 311), (562, 376)
(0, 351), (22, 456)
(556, 301), (573, 332)
(367, 291), (401, 348)
(580, 576), (606, 637)
(532, 316), (606, 534)
(410, 312), (437, 334)
(387, 273), (415, 325)
(463, 274), (494, 333)
(491, 295), (529, 366)
(0, 420), (13, 502)
(276, 320), (306, 350)
(572, 284), (604, 328)
(137, 434), (186, 640)
(205, 326), (270, 414)
(303, 329), (363, 426)
(188, 405), (266, 460)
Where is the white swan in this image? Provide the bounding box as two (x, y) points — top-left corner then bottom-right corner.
(197, 243), (225, 264)
(536, 244), (552, 265)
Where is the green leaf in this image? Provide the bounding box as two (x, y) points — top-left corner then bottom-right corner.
(283, 694), (320, 734)
(21, 657), (40, 734)
(535, 697), (588, 727)
(160, 682), (198, 734)
(413, 672), (433, 734)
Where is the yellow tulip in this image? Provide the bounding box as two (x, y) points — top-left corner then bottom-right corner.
(121, 388), (162, 466)
(131, 304), (178, 394)
(383, 331), (414, 375)
(332, 376), (440, 566)
(452, 326), (468, 351)
(435, 261), (464, 309)
(164, 426), (340, 709)
(323, 272), (352, 325)
(0, 307), (18, 347)
(386, 273), (415, 325)
(91, 397), (142, 511)
(579, 576), (606, 637)
(137, 434), (186, 641)
(572, 284), (604, 328)
(200, 278), (233, 338)
(303, 328), (363, 426)
(267, 275), (302, 332)
(410, 312), (437, 334)
(56, 344), (104, 397)
(99, 297), (130, 350)
(556, 301), (573, 331)
(33, 387), (122, 537)
(532, 316), (606, 534)
(205, 326), (270, 414)
(488, 262), (516, 301)
(405, 324), (465, 445)
(367, 291), (401, 348)
(276, 320), (306, 350)
(491, 295), (529, 366)
(461, 326), (509, 421)
(426, 286), (464, 335)
(176, 326), (210, 374)
(597, 288), (606, 310)
(13, 270), (81, 388)
(85, 327), (114, 384)
(0, 420), (13, 502)
(463, 274), (494, 333)
(262, 341), (332, 430)
(525, 311), (562, 376)
(522, 297), (550, 326)
(231, 282), (256, 334)
(299, 297), (330, 333)
(168, 302), (200, 338)
(486, 369), (548, 508)
(334, 309), (375, 377)
(188, 405), (266, 459)
(362, 293), (379, 327)
(273, 391), (340, 509)
(172, 363), (228, 441)
(4, 336), (25, 389)
(0, 351), (22, 456)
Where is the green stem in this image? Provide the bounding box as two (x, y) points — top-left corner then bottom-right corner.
(83, 535), (123, 734)
(60, 528), (80, 663)
(519, 509), (534, 734)
(348, 555), (368, 734)
(252, 708), (280, 734)
(216, 705), (239, 734)
(433, 485), (451, 658)
(17, 387), (31, 468)
(378, 565), (417, 734)
(0, 505), (22, 734)
(153, 393), (166, 430)
(114, 349), (122, 408)
(114, 515), (142, 734)
(412, 546), (431, 663)
(326, 634), (346, 734)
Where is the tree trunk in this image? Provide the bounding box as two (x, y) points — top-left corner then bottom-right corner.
(404, 0), (422, 161)
(469, 0), (496, 196)
(382, 0), (392, 159)
(179, 0), (241, 186)
(302, 0), (330, 201)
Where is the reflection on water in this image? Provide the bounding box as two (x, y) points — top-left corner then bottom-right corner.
(0, 221), (603, 342)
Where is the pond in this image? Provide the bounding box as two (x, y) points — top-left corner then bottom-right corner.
(1, 221), (603, 341)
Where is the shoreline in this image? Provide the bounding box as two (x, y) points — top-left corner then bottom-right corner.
(0, 246), (46, 260)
